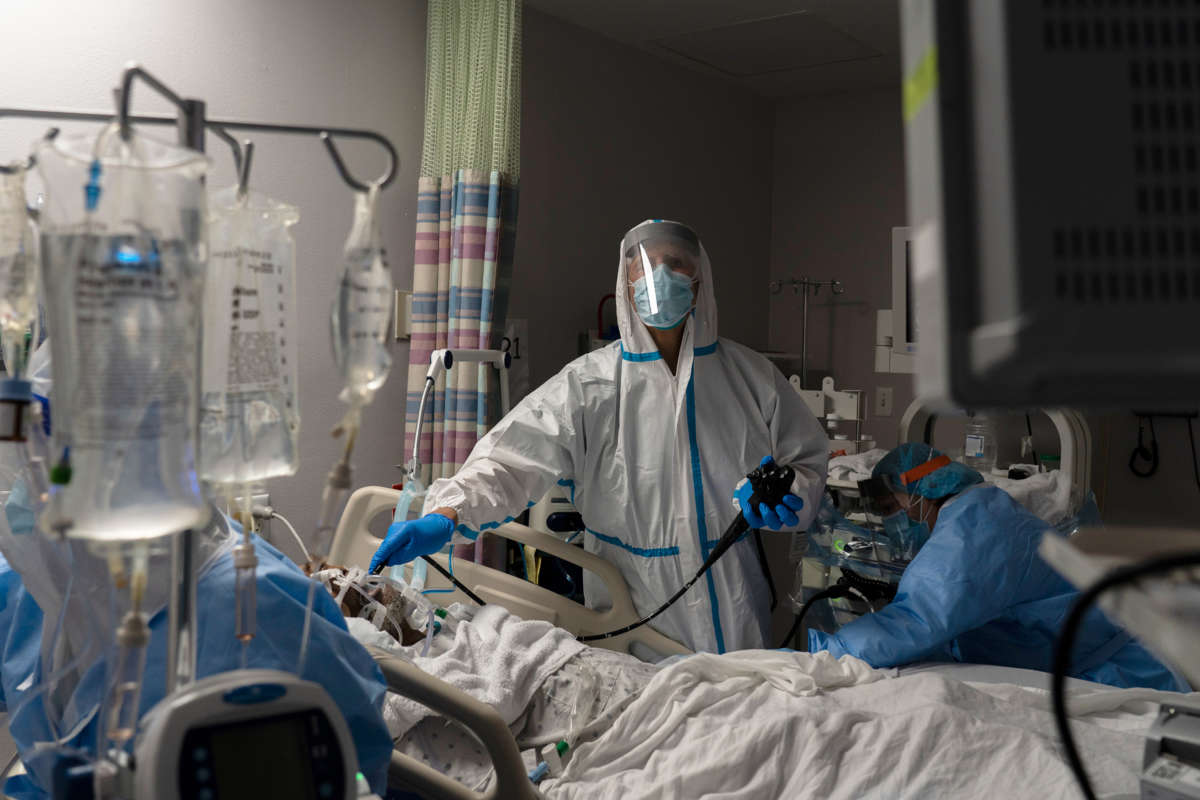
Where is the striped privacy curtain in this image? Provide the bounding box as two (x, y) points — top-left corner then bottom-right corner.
(406, 0), (521, 483)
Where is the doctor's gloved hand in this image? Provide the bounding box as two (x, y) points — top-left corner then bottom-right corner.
(369, 511), (457, 573)
(733, 456), (806, 530)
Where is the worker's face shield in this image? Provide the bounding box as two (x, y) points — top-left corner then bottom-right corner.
(858, 475), (911, 520)
(859, 453), (955, 521)
(622, 223), (702, 322)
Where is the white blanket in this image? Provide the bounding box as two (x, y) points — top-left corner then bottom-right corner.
(985, 467), (1075, 525)
(348, 604), (584, 739)
(543, 650), (1161, 800)
(828, 449), (888, 482)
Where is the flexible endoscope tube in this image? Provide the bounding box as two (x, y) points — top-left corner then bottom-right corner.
(578, 459), (796, 644)
(578, 515), (750, 643)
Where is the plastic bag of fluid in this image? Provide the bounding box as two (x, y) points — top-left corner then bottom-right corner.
(199, 186), (300, 485)
(35, 127), (210, 542)
(0, 167), (39, 378)
(330, 185), (392, 409)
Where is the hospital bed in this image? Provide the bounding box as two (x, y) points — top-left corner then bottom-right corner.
(330, 486), (1172, 800)
(329, 486), (690, 659)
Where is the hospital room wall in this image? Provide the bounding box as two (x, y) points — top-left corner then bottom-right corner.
(762, 91), (1200, 530)
(765, 90), (916, 450)
(512, 9), (777, 388)
(0, 0), (428, 551)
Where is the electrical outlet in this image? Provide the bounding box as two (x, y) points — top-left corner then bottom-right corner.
(875, 387), (894, 417)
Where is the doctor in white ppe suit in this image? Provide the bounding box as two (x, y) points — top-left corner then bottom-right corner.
(372, 220), (828, 652)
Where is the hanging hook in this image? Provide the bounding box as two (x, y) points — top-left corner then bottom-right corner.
(206, 123), (243, 180)
(237, 140), (254, 200)
(118, 64), (189, 142)
(0, 126), (57, 177)
(320, 131), (396, 192)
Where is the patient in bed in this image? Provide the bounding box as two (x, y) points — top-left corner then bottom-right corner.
(308, 563), (660, 791)
(308, 563), (1174, 800)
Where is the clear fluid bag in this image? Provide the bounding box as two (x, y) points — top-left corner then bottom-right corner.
(0, 167), (39, 377)
(35, 127), (210, 542)
(199, 186), (300, 485)
(330, 185), (392, 409)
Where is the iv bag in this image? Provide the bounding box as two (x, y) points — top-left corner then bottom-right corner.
(35, 127), (210, 542)
(330, 186), (392, 408)
(199, 186), (300, 485)
(0, 167), (38, 377)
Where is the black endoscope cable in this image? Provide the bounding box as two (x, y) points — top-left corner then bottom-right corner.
(778, 569), (896, 649)
(1051, 550), (1200, 800)
(371, 553), (487, 606)
(779, 585), (854, 650)
(578, 460), (795, 644)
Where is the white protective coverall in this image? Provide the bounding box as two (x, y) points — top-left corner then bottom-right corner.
(424, 221), (828, 652)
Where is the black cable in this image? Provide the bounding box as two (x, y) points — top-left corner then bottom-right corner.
(839, 567), (898, 604)
(370, 544), (489, 605)
(418, 554), (486, 606)
(578, 458), (796, 644)
(752, 530), (778, 612)
(577, 515), (750, 643)
(1129, 415), (1159, 478)
(779, 585), (854, 649)
(1051, 550), (1200, 800)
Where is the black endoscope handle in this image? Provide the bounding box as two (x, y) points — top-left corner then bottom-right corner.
(747, 459), (796, 511)
(707, 460), (796, 569)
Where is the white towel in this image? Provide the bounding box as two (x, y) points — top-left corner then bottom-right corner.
(349, 605), (585, 738)
(828, 449), (888, 482)
(986, 468), (1075, 524)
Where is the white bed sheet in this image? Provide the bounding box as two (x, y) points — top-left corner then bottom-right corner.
(543, 651), (1171, 800)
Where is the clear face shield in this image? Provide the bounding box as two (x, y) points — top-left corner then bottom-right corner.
(622, 222), (701, 330)
(858, 453), (953, 562)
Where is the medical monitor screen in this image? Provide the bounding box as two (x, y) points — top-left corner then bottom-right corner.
(207, 712), (316, 799)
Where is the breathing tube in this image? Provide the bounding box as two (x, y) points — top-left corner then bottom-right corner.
(577, 458), (796, 644)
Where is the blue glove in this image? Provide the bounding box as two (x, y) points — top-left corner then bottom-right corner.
(734, 456), (806, 530)
(369, 512), (456, 573)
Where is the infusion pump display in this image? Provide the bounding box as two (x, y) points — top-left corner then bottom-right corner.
(135, 670), (359, 800)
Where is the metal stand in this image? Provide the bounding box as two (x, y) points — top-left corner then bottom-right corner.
(407, 348), (513, 480)
(769, 277), (846, 389)
(2, 62), (398, 191)
(2, 63), (402, 694)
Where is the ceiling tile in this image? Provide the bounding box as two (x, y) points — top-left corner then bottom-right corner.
(742, 53), (900, 97)
(523, 0), (810, 43)
(654, 11), (879, 76)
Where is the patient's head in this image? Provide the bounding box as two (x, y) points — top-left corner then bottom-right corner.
(305, 561), (427, 646)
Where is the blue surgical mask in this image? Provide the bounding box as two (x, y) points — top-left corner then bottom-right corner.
(633, 265), (695, 329)
(882, 510), (932, 561)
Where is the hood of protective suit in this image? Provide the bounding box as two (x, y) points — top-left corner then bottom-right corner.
(615, 220), (717, 358)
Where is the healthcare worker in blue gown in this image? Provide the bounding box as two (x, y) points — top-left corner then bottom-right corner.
(809, 442), (1185, 691)
(0, 343), (392, 798)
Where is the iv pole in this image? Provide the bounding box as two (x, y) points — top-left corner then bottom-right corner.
(1, 63), (401, 694)
(769, 277), (846, 389)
